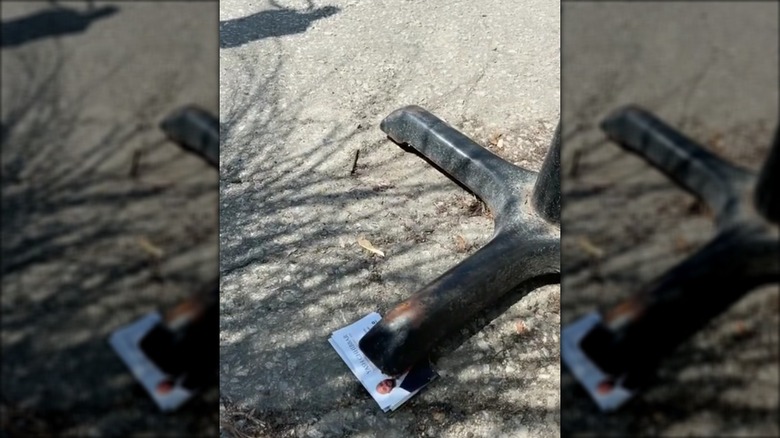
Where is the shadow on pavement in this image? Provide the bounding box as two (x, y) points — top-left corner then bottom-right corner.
(219, 37), (560, 436)
(1, 4), (118, 49)
(1, 4), (218, 435)
(219, 4), (339, 49)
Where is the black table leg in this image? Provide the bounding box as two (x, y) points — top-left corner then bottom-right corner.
(359, 105), (561, 376)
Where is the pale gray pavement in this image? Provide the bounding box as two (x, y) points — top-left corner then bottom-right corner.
(561, 3), (778, 436)
(1, 2), (218, 436)
(219, 0), (560, 437)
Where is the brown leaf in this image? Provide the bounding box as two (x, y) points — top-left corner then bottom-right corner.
(137, 236), (164, 259)
(515, 320), (529, 335)
(454, 234), (469, 253)
(357, 236), (385, 257)
(577, 236), (604, 259)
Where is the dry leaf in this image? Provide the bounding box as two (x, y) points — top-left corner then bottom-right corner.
(137, 236), (164, 259)
(515, 320), (529, 335)
(706, 131), (724, 150)
(488, 132), (503, 146)
(673, 235), (694, 254)
(357, 236), (384, 257)
(577, 236), (604, 259)
(454, 234), (469, 253)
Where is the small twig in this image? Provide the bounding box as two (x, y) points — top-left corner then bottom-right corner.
(350, 149), (360, 175)
(130, 149), (142, 179)
(568, 148), (582, 177)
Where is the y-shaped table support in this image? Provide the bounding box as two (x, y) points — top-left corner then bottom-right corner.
(359, 105), (561, 376)
(562, 106), (780, 412)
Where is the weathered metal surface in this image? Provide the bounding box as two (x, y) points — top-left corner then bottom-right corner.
(159, 105), (220, 168)
(359, 105), (561, 376)
(563, 106), (780, 411)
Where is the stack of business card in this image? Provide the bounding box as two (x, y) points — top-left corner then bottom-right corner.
(328, 312), (438, 412)
(108, 312), (195, 412)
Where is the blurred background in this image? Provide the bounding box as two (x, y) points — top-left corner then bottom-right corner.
(561, 2), (778, 436)
(1, 1), (218, 435)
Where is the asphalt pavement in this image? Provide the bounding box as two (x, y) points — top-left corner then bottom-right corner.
(219, 0), (560, 436)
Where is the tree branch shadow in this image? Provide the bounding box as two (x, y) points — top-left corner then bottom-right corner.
(1, 5), (219, 435)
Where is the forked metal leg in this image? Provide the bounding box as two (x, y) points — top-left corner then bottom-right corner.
(359, 105), (561, 376)
(562, 106), (780, 412)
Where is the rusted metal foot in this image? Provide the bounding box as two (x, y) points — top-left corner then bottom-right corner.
(562, 106), (780, 411)
(358, 105), (561, 376)
(140, 280), (219, 391)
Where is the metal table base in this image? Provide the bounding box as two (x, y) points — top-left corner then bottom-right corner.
(359, 105), (561, 376)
